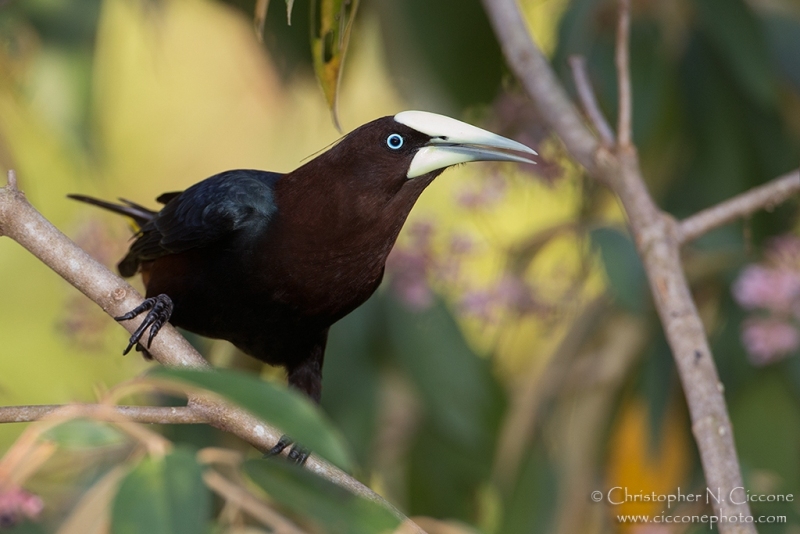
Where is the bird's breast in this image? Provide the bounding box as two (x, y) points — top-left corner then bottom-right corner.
(255, 216), (398, 321)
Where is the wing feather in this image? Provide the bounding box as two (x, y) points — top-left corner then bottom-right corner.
(118, 170), (281, 276)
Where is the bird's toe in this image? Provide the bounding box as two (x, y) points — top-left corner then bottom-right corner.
(116, 294), (174, 355)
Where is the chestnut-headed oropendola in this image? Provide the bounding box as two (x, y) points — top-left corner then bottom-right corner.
(69, 111), (536, 461)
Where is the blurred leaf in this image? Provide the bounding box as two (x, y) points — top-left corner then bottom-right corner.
(628, 20), (673, 149)
(244, 459), (401, 533)
(255, 0), (295, 40)
(111, 448), (210, 534)
(311, 0), (360, 130)
(693, 0), (776, 107)
(729, 371), (800, 530)
(552, 0), (611, 105)
(44, 419), (124, 449)
(710, 291), (752, 396)
(638, 334), (675, 452)
(500, 442), (558, 534)
(323, 294), (384, 467)
(669, 32), (751, 212)
(377, 0), (504, 110)
(6, 522), (47, 534)
(406, 421), (492, 521)
(151, 368), (352, 471)
(731, 372), (800, 484)
(385, 297), (505, 519)
(58, 465), (128, 534)
(385, 298), (505, 454)
(2, 0), (102, 47)
(764, 14), (800, 89)
(591, 228), (648, 312)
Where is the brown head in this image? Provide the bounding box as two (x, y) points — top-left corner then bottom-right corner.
(277, 110), (537, 235)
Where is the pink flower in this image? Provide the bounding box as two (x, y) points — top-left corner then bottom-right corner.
(455, 174), (507, 209)
(741, 318), (800, 366)
(458, 275), (550, 322)
(407, 220), (435, 247)
(448, 233), (474, 255)
(0, 487), (43, 528)
(386, 248), (434, 311)
(732, 266), (800, 313)
(459, 290), (498, 323)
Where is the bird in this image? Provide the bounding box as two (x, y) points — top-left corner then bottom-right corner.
(69, 111), (536, 460)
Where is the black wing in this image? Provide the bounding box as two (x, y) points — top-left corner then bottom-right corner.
(119, 170), (281, 276)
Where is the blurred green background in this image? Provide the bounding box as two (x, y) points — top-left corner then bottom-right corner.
(0, 0), (799, 532)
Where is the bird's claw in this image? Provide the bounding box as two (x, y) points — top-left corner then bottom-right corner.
(115, 294), (174, 355)
(265, 435), (310, 465)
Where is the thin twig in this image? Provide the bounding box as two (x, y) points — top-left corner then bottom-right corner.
(0, 404), (206, 425)
(480, 0), (599, 175)
(615, 0), (632, 147)
(568, 56), (615, 146)
(679, 169), (800, 244)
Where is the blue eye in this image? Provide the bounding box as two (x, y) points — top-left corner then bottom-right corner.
(386, 133), (404, 150)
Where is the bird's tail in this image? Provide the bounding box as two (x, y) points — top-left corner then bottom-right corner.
(67, 194), (156, 228)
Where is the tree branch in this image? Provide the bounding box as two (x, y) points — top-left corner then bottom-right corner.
(0, 172), (422, 532)
(568, 55), (615, 146)
(0, 404), (205, 425)
(480, 0), (599, 175)
(679, 169), (800, 244)
(482, 1), (755, 530)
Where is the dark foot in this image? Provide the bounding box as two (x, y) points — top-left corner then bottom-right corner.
(265, 435), (310, 465)
(115, 294), (174, 355)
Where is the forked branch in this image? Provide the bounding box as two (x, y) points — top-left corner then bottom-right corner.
(679, 169), (800, 244)
(481, 0), (768, 531)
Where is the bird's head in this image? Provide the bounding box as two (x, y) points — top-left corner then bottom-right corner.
(305, 111), (537, 199)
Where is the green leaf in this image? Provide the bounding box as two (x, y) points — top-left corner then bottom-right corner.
(591, 227), (648, 313)
(500, 442), (558, 534)
(694, 0), (776, 107)
(151, 368), (353, 471)
(638, 334), (676, 453)
(111, 448), (211, 534)
(729, 371), (800, 526)
(376, 0), (504, 109)
(6, 522), (47, 534)
(44, 419), (124, 449)
(244, 459), (401, 533)
(323, 295), (384, 467)
(385, 298), (505, 451)
(764, 15), (800, 89)
(384, 297), (505, 519)
(310, 0), (360, 130)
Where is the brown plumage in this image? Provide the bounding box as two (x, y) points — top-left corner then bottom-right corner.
(69, 112), (536, 407)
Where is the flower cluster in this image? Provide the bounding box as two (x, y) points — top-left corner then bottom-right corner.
(732, 236), (800, 365)
(0, 487), (43, 528)
(386, 219), (551, 324)
(385, 220), (469, 311)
